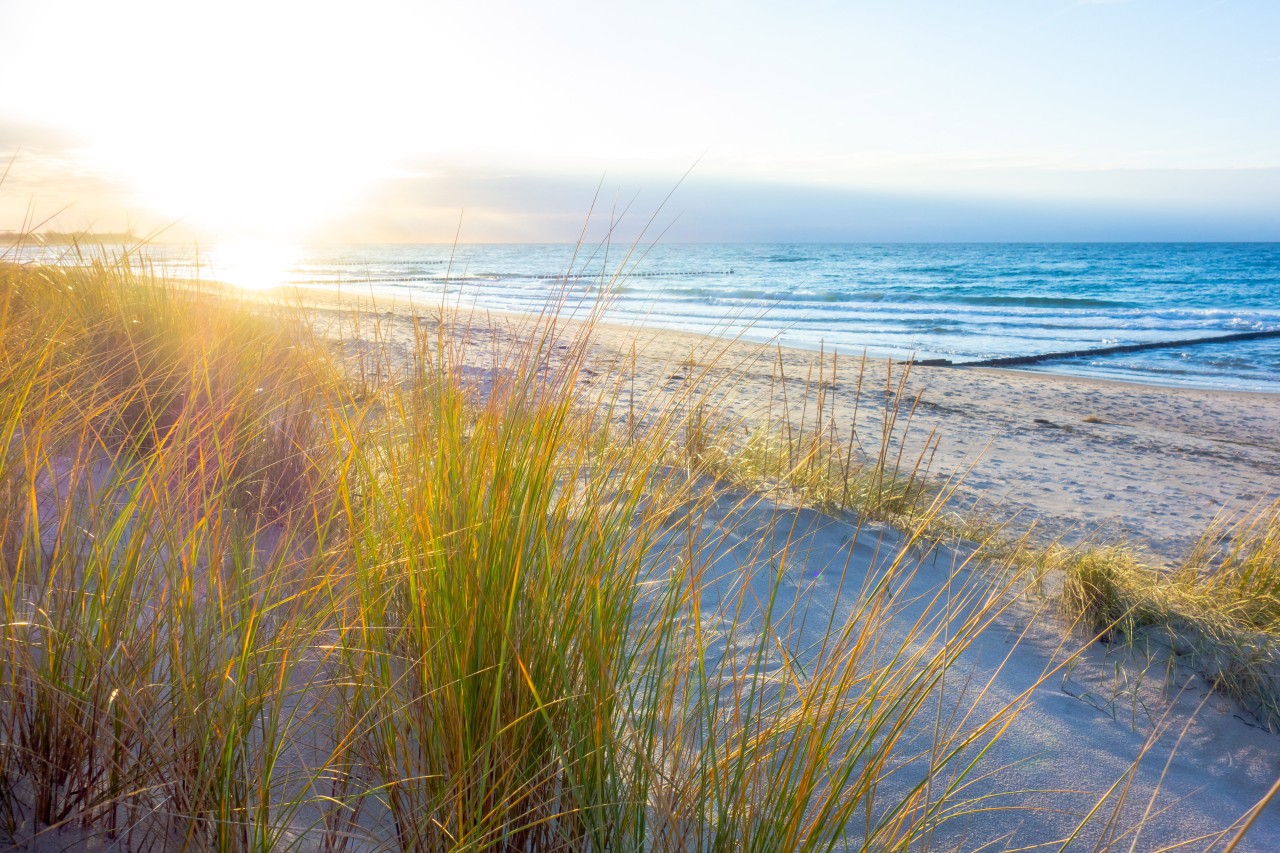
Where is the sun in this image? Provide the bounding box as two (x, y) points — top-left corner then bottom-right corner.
(90, 130), (381, 241)
(0, 2), (424, 241)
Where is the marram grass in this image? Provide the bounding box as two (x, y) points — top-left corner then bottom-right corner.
(0, 247), (1271, 850)
(1057, 500), (1280, 730)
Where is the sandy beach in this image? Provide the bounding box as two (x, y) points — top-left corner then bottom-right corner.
(605, 323), (1280, 562)
(314, 291), (1280, 566)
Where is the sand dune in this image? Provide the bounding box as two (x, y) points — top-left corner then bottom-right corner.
(648, 492), (1280, 848)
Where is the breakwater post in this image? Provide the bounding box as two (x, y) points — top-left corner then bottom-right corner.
(906, 328), (1280, 369)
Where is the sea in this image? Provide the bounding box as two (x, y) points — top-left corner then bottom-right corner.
(12, 241), (1280, 392)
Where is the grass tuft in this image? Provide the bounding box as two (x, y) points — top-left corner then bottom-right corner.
(1057, 502), (1280, 729)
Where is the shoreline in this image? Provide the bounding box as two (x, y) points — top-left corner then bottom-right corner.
(277, 282), (1280, 397)
(290, 277), (1280, 394)
(277, 285), (1280, 564)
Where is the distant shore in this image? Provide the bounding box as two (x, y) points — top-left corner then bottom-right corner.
(286, 285), (1280, 564)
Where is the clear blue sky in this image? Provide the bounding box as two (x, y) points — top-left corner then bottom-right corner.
(1, 0), (1277, 242)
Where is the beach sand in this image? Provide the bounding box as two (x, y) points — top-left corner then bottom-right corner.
(654, 496), (1280, 848)
(596, 320), (1280, 563)
(309, 291), (1280, 567)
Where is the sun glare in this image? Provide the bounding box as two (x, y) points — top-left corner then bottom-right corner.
(89, 133), (382, 241)
(203, 242), (300, 292)
(0, 2), (424, 241)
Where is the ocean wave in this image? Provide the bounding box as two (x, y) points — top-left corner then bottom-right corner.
(639, 286), (857, 303)
(901, 316), (964, 327)
(953, 295), (1135, 309)
(1085, 361), (1191, 376)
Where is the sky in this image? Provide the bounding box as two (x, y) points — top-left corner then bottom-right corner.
(0, 0), (1277, 243)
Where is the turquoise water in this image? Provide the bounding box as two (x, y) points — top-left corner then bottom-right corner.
(16, 242), (1280, 391)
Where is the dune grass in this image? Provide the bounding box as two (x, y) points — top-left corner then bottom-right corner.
(1058, 501), (1280, 730)
(0, 244), (1272, 849)
(0, 251), (340, 847)
(686, 348), (940, 522)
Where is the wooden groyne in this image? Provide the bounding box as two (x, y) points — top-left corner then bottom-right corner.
(558, 269), (735, 280)
(300, 269), (736, 285)
(911, 328), (1280, 369)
